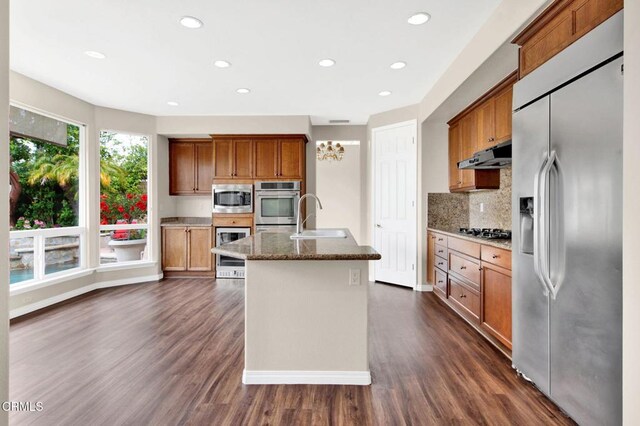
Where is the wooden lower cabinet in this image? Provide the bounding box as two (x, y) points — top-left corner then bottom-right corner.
(481, 262), (512, 349)
(428, 230), (512, 352)
(162, 226), (213, 275)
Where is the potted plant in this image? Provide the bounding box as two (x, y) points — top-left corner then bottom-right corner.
(101, 193), (148, 262)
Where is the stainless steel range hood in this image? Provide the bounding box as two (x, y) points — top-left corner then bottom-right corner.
(458, 140), (512, 169)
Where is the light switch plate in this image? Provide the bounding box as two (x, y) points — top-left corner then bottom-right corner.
(349, 269), (361, 286)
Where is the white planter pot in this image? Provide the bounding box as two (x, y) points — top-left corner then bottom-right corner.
(108, 238), (147, 262)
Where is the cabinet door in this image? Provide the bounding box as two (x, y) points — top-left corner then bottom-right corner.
(448, 123), (461, 190)
(187, 227), (213, 271)
(162, 227), (188, 271)
(169, 143), (196, 195)
(213, 140), (234, 179)
(481, 262), (512, 349)
(426, 232), (436, 285)
(494, 86), (513, 144)
(279, 139), (304, 179)
(254, 140), (279, 179)
(476, 98), (496, 151)
(195, 143), (213, 194)
(459, 112), (477, 189)
(233, 140), (254, 178)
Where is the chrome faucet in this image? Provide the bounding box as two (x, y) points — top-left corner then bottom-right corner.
(296, 193), (323, 235)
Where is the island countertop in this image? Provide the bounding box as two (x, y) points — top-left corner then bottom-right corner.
(212, 229), (381, 261)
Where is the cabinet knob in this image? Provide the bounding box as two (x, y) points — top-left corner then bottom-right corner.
(492, 254), (499, 259)
(460, 265), (466, 270)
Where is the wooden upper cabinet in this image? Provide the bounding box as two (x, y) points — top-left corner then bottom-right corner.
(476, 98), (496, 151)
(459, 112), (477, 189)
(195, 143), (213, 194)
(169, 139), (213, 195)
(278, 139), (304, 179)
(494, 86), (513, 144)
(212, 140), (234, 179)
(254, 140), (279, 179)
(513, 0), (623, 78)
(169, 142), (196, 195)
(448, 123), (462, 191)
(212, 138), (253, 179)
(233, 140), (254, 178)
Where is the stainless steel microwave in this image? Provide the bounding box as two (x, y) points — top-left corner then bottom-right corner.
(212, 184), (253, 214)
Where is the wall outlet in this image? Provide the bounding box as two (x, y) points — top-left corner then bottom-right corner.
(480, 202), (485, 213)
(349, 269), (361, 286)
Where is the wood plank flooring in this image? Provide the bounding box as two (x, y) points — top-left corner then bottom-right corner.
(9, 279), (574, 425)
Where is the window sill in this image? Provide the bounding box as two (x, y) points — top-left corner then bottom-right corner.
(96, 261), (157, 273)
(10, 268), (94, 296)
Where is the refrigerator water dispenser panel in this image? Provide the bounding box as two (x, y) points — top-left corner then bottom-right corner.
(519, 197), (534, 255)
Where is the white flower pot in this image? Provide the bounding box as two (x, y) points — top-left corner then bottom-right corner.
(108, 238), (147, 262)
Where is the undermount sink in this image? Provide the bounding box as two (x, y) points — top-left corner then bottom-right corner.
(290, 229), (348, 239)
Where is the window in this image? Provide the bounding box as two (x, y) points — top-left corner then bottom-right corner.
(99, 131), (150, 265)
(9, 108), (86, 287)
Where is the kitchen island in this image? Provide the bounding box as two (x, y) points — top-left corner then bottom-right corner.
(212, 229), (381, 385)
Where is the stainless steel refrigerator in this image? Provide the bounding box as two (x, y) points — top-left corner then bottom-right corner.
(511, 11), (623, 426)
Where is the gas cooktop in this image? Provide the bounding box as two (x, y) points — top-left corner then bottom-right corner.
(459, 228), (512, 240)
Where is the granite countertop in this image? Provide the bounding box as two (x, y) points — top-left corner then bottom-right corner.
(161, 217), (212, 227)
(211, 229), (382, 261)
(427, 227), (512, 250)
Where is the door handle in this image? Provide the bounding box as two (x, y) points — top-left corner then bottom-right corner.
(533, 152), (552, 297)
(542, 151), (564, 299)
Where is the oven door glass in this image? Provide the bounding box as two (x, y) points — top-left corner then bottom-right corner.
(214, 191), (250, 207)
(260, 198), (295, 218)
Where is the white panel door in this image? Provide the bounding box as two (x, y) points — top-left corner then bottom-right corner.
(373, 121), (417, 288)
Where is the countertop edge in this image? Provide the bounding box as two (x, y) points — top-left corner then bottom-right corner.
(427, 227), (512, 250)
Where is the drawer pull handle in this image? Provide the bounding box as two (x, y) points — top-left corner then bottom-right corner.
(460, 266), (467, 270)
(438, 280), (443, 284)
(492, 254), (499, 259)
(438, 262), (443, 266)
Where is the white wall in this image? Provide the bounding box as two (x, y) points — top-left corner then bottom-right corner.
(316, 144), (362, 242)
(623, 3), (640, 424)
(0, 0), (9, 422)
(312, 125), (367, 241)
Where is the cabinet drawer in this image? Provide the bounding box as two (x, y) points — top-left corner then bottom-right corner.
(448, 277), (480, 321)
(435, 255), (448, 273)
(433, 233), (448, 246)
(449, 251), (480, 288)
(434, 244), (448, 259)
(481, 245), (512, 270)
(434, 268), (447, 298)
(213, 216), (252, 227)
(447, 236), (480, 258)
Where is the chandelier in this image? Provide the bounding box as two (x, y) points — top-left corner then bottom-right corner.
(316, 141), (345, 162)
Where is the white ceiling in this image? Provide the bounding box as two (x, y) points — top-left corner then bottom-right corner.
(10, 0), (501, 125)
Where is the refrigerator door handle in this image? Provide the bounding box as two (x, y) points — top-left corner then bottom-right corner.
(539, 150), (558, 299)
(533, 152), (553, 296)
(543, 152), (565, 299)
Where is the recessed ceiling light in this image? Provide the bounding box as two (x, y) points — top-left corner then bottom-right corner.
(167, 101), (179, 106)
(390, 61), (407, 70)
(379, 91), (392, 97)
(214, 60), (231, 68)
(408, 12), (431, 25)
(318, 59), (336, 67)
(236, 88), (251, 94)
(179, 16), (203, 29)
(84, 51), (106, 59)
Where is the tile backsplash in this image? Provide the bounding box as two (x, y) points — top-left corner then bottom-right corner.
(427, 167), (512, 231)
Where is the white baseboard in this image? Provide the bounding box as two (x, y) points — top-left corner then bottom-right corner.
(415, 283), (433, 292)
(10, 273), (163, 319)
(242, 370), (372, 385)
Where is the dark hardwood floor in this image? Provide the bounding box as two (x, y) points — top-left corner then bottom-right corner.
(9, 279), (573, 425)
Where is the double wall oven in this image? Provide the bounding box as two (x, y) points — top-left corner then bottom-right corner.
(255, 181), (301, 232)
